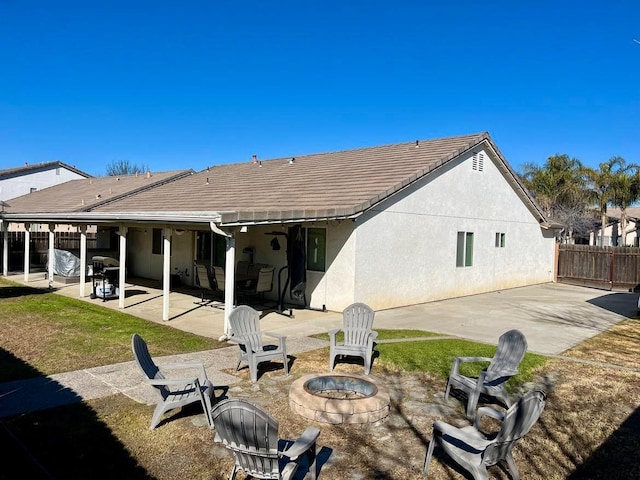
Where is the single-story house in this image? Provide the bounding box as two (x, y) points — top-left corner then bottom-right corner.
(0, 132), (558, 336)
(589, 207), (640, 247)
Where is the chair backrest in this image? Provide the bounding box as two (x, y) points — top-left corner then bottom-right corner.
(229, 305), (264, 352)
(131, 334), (168, 399)
(213, 266), (225, 292)
(342, 303), (375, 346)
(212, 398), (280, 479)
(485, 329), (527, 383)
(196, 264), (212, 290)
(483, 389), (546, 466)
(255, 267), (275, 293)
(236, 260), (250, 276)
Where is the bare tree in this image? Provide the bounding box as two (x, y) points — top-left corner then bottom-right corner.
(105, 160), (149, 176)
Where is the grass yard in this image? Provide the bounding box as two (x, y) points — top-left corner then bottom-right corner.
(0, 279), (639, 479)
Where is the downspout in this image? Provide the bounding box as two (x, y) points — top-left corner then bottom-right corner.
(210, 221), (235, 341)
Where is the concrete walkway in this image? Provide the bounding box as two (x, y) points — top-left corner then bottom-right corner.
(1, 280), (637, 418)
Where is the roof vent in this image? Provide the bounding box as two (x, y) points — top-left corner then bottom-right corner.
(146, 171), (151, 178)
(252, 154), (258, 164)
(259, 161), (262, 167)
(95, 194), (101, 199)
(415, 140), (420, 148)
(289, 157), (295, 165)
(205, 177), (210, 185)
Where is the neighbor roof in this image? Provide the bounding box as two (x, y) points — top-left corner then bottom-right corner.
(4, 170), (193, 214)
(91, 132), (547, 226)
(0, 161), (92, 180)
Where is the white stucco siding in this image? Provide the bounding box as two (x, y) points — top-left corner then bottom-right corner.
(352, 149), (555, 310)
(0, 167), (86, 201)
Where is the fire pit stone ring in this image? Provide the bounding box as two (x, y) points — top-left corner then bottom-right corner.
(289, 373), (390, 425)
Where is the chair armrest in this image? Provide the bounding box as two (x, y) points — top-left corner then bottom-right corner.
(263, 332), (287, 350)
(433, 421), (488, 452)
(162, 361), (209, 381)
(449, 356), (493, 377)
(368, 330), (379, 342)
(328, 329), (341, 343)
(148, 377), (200, 387)
(474, 406), (505, 430)
(280, 427), (321, 460)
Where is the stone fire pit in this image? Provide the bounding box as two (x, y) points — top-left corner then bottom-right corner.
(289, 373), (390, 424)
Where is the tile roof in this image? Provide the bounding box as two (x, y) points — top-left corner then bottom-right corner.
(0, 161), (92, 179)
(4, 170), (193, 214)
(94, 132), (541, 224)
(2, 132), (547, 227)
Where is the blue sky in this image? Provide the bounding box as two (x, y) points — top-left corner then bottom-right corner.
(1, 1), (638, 177)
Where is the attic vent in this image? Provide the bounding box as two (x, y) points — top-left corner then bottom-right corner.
(472, 152), (484, 172)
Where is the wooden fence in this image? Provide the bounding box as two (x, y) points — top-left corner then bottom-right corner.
(557, 244), (640, 291)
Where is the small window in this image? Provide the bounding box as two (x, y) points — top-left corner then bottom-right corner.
(30, 187), (37, 193)
(306, 228), (326, 272)
(495, 232), (506, 248)
(456, 231), (474, 267)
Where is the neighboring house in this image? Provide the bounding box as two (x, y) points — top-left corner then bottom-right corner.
(0, 161), (92, 201)
(1, 132), (558, 332)
(589, 207), (640, 247)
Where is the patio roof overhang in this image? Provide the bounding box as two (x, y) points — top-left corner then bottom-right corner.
(0, 209), (363, 230)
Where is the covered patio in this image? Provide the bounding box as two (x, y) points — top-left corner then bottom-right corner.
(4, 272), (342, 340)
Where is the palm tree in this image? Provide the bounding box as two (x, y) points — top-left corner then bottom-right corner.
(585, 157), (631, 246)
(520, 154), (588, 241)
(609, 160), (640, 245)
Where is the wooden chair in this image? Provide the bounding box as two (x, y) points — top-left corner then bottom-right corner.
(423, 389), (546, 479)
(445, 329), (528, 419)
(131, 333), (215, 429)
(212, 398), (320, 480)
(229, 305), (289, 382)
(329, 302), (378, 375)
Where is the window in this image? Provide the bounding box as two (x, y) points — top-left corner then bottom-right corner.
(456, 231), (474, 267)
(152, 228), (172, 255)
(495, 232), (506, 248)
(306, 228), (326, 272)
(30, 187), (37, 193)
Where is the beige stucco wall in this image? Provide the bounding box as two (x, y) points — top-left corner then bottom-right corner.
(350, 149), (556, 311)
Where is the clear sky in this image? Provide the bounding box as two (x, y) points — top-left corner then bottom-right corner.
(1, 1), (638, 177)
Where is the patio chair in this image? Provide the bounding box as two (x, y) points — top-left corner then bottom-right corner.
(329, 302), (378, 375)
(444, 329), (528, 419)
(195, 264), (215, 304)
(228, 305), (289, 382)
(423, 389), (546, 480)
(212, 398), (320, 480)
(131, 333), (215, 429)
(213, 266), (225, 296)
(238, 266), (275, 299)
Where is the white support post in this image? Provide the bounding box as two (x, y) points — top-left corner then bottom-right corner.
(162, 228), (171, 321)
(223, 235), (236, 338)
(23, 223), (30, 282)
(79, 225), (87, 297)
(48, 223), (55, 288)
(118, 225), (128, 309)
(1, 220), (7, 277)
